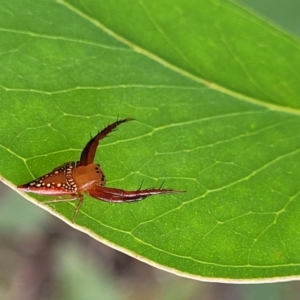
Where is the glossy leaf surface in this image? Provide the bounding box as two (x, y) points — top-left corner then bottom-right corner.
(1, 0), (300, 282)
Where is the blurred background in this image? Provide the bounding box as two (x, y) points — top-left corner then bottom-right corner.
(1, 182), (300, 300)
(1, 0), (300, 299)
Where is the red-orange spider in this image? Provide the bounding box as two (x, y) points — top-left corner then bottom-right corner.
(18, 119), (184, 222)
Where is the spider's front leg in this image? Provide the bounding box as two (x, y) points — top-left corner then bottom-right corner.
(87, 186), (184, 202)
(80, 118), (134, 166)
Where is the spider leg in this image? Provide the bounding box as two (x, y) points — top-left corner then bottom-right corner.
(138, 179), (144, 190)
(42, 194), (78, 203)
(80, 118), (134, 165)
(87, 186), (185, 203)
(72, 193), (84, 223)
(42, 193), (84, 223)
(158, 180), (165, 189)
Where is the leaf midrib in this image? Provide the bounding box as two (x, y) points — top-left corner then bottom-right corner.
(57, 0), (300, 116)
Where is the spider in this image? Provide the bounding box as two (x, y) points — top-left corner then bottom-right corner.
(18, 118), (184, 222)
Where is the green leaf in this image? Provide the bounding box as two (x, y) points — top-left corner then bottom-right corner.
(1, 0), (300, 282)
